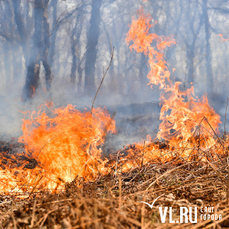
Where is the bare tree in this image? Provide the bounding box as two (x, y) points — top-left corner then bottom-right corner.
(22, 0), (52, 100)
(84, 0), (103, 95)
(185, 1), (203, 85)
(203, 0), (214, 96)
(70, 9), (83, 85)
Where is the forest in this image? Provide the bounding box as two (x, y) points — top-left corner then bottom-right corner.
(1, 1), (229, 228)
(0, 0), (228, 140)
(0, 0), (228, 101)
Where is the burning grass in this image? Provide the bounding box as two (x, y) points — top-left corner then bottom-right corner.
(0, 135), (229, 228)
(0, 4), (228, 228)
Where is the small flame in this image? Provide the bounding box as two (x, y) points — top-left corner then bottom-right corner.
(19, 104), (116, 182)
(31, 86), (36, 97)
(0, 104), (116, 193)
(217, 34), (229, 42)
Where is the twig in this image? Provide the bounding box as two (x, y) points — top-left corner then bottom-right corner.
(224, 97), (229, 139)
(205, 159), (226, 184)
(74, 219), (101, 228)
(11, 202), (17, 229)
(91, 47), (114, 112)
(227, 157), (229, 205)
(30, 200), (36, 228)
(29, 175), (43, 197)
(141, 195), (145, 228)
(115, 150), (121, 177)
(181, 116), (205, 155)
(204, 117), (224, 148)
(37, 135), (58, 158)
(35, 207), (59, 227)
(0, 200), (12, 206)
(115, 209), (142, 227)
(11, 212), (17, 229)
(146, 162), (193, 190)
(119, 174), (122, 212)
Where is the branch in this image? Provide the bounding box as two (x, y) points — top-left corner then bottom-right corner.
(91, 47), (114, 112)
(50, 3), (87, 36)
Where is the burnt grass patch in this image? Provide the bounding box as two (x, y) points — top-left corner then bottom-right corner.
(0, 138), (229, 228)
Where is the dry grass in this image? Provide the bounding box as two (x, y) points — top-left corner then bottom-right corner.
(0, 141), (229, 228)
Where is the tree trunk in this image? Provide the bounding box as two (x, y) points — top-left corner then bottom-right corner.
(70, 35), (77, 85)
(139, 53), (148, 89)
(12, 44), (21, 83)
(22, 0), (52, 100)
(70, 22), (78, 84)
(84, 0), (102, 95)
(12, 0), (29, 66)
(3, 42), (12, 86)
(48, 0), (58, 66)
(42, 1), (52, 91)
(22, 0), (42, 100)
(203, 0), (213, 96)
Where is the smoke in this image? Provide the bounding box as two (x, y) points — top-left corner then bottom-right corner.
(0, 0), (228, 148)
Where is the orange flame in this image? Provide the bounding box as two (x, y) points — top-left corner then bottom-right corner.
(0, 6), (224, 195)
(31, 86), (36, 97)
(126, 9), (175, 89)
(18, 104), (116, 182)
(0, 104), (116, 193)
(126, 9), (221, 147)
(217, 34), (229, 42)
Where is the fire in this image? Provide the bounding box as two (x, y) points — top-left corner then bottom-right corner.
(126, 9), (221, 148)
(126, 9), (175, 89)
(217, 34), (229, 42)
(115, 7), (224, 171)
(19, 104), (116, 181)
(0, 104), (116, 193)
(0, 6), (224, 194)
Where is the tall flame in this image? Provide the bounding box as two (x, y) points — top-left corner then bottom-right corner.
(126, 9), (221, 146)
